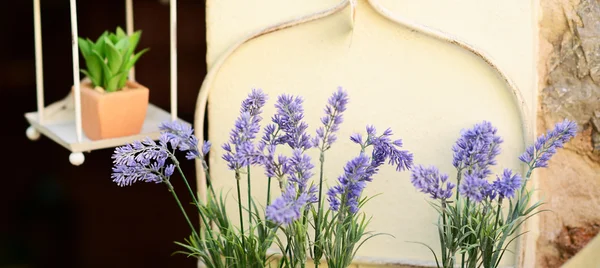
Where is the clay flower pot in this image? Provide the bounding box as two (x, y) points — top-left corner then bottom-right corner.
(75, 80), (149, 140)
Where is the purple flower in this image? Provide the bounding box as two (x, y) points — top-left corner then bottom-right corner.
(313, 87), (349, 150)
(366, 126), (413, 172)
(452, 121), (503, 178)
(266, 185), (311, 225)
(165, 164), (176, 177)
(328, 125), (413, 214)
(519, 119), (577, 169)
(458, 173), (491, 202)
(201, 141), (211, 157)
(222, 90), (268, 173)
(287, 149), (315, 193)
(272, 94), (312, 150)
(159, 121), (200, 160)
(410, 165), (455, 200)
(327, 153), (371, 213)
(112, 137), (171, 187)
(240, 88), (268, 116)
(492, 169), (522, 200)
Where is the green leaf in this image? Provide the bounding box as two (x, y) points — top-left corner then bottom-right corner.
(86, 50), (105, 87)
(127, 31), (142, 57)
(104, 39), (123, 74)
(93, 35), (106, 56)
(80, 69), (99, 87)
(116, 26), (127, 39)
(105, 72), (125, 92)
(115, 38), (130, 55)
(123, 48), (149, 72)
(77, 38), (91, 59)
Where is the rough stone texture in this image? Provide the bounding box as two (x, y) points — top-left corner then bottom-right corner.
(538, 0), (600, 267)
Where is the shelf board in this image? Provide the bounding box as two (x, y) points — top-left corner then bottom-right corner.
(25, 103), (185, 153)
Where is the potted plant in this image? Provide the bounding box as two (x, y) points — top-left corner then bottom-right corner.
(76, 27), (149, 140)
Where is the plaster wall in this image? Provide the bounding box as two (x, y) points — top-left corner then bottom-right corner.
(201, 0), (535, 266)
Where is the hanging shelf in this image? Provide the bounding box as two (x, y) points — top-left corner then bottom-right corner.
(25, 0), (186, 166)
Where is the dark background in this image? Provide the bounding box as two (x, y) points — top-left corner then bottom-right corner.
(1, 0), (207, 267)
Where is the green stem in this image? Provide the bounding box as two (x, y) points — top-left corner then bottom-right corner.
(247, 166), (252, 226)
(165, 181), (199, 240)
(266, 177), (272, 205)
(313, 152), (326, 268)
(174, 161), (200, 207)
(236, 174), (246, 250)
(202, 160), (217, 199)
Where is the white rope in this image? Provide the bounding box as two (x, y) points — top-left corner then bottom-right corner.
(170, 0), (178, 121)
(33, 0), (44, 124)
(126, 0), (135, 81)
(69, 0), (82, 142)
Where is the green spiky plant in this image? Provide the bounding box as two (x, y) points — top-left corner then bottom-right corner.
(78, 27), (149, 92)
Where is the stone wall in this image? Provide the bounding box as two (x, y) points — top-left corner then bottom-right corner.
(538, 0), (600, 266)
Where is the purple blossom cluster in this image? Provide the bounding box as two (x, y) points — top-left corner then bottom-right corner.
(159, 120), (201, 160)
(458, 174), (492, 202)
(312, 87), (349, 151)
(112, 121), (211, 187)
(222, 89), (267, 172)
(519, 119), (577, 169)
(265, 185), (316, 225)
(410, 165), (455, 200)
(328, 125), (414, 214)
(492, 169), (522, 200)
(452, 121), (503, 178)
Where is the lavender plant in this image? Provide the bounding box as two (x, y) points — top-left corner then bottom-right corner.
(409, 120), (577, 268)
(111, 88), (413, 268)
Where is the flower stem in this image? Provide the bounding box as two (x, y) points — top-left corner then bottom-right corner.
(247, 166), (252, 226)
(266, 177), (272, 205)
(313, 152), (326, 268)
(165, 181), (199, 240)
(236, 174), (246, 250)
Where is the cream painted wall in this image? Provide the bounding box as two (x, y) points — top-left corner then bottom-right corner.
(201, 0), (534, 266)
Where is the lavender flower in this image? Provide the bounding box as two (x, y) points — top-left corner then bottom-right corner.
(366, 126), (413, 172)
(272, 94), (312, 150)
(112, 138), (171, 187)
(410, 165), (455, 200)
(452, 121), (503, 178)
(159, 121), (201, 160)
(328, 126), (413, 214)
(222, 90), (268, 173)
(266, 185), (311, 225)
(287, 149), (315, 193)
(519, 119), (577, 169)
(327, 153), (371, 213)
(313, 87), (349, 150)
(458, 173), (491, 202)
(492, 169), (522, 200)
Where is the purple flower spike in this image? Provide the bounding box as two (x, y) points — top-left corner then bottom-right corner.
(492, 169), (522, 200)
(410, 165), (455, 200)
(287, 149), (315, 193)
(314, 87), (349, 150)
(458, 174), (490, 203)
(266, 185), (311, 225)
(112, 137), (172, 187)
(222, 90), (268, 173)
(519, 119), (577, 169)
(272, 94), (312, 150)
(327, 153), (372, 214)
(159, 121), (200, 160)
(452, 121), (503, 178)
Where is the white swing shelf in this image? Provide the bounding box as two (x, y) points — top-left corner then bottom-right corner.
(25, 103), (180, 153)
(27, 0), (182, 166)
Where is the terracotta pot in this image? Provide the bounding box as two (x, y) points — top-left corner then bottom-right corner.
(73, 80), (149, 140)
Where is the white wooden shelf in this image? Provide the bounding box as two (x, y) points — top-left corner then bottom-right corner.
(25, 103), (183, 153)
